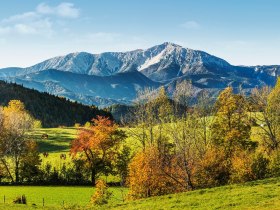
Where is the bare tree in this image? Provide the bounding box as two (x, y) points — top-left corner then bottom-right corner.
(250, 86), (280, 152)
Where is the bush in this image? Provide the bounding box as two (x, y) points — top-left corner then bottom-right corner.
(128, 146), (186, 199)
(91, 179), (112, 205)
(269, 151), (280, 177)
(230, 150), (254, 183)
(194, 147), (230, 188)
(74, 123), (81, 128)
(251, 153), (269, 180)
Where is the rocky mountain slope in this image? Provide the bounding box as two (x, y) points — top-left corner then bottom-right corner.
(0, 42), (279, 106)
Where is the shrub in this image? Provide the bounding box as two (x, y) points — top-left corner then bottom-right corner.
(269, 151), (280, 177)
(74, 123), (81, 128)
(194, 147), (230, 188)
(84, 121), (91, 128)
(91, 179), (112, 205)
(251, 153), (269, 180)
(230, 150), (254, 183)
(128, 146), (186, 199)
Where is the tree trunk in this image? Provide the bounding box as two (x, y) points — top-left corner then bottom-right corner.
(15, 159), (19, 183)
(1, 159), (14, 183)
(91, 168), (96, 186)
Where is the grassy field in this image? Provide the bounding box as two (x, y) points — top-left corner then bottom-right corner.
(30, 127), (77, 167)
(0, 177), (279, 209)
(111, 177), (280, 210)
(31, 127), (77, 153)
(0, 186), (127, 210)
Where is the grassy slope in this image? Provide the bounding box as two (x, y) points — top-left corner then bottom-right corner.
(0, 177), (279, 210)
(108, 177), (280, 210)
(30, 127), (77, 167)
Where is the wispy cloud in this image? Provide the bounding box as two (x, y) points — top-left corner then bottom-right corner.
(0, 2), (80, 37)
(180, 21), (200, 29)
(36, 3), (80, 19)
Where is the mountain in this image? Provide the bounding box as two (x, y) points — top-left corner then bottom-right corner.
(6, 69), (160, 107)
(0, 80), (111, 127)
(0, 42), (279, 107)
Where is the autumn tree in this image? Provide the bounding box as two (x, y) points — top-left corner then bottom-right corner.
(206, 87), (258, 184)
(124, 88), (155, 149)
(265, 78), (280, 150)
(249, 77), (280, 152)
(154, 87), (173, 152)
(211, 87), (255, 155)
(169, 82), (215, 190)
(70, 116), (126, 185)
(0, 100), (38, 183)
(128, 146), (186, 199)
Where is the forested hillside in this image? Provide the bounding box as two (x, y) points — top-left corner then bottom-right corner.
(0, 81), (111, 127)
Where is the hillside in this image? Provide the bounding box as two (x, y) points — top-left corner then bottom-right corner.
(0, 81), (111, 127)
(10, 69), (161, 107)
(108, 177), (280, 210)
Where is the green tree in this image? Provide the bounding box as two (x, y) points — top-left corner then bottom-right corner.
(19, 141), (42, 183)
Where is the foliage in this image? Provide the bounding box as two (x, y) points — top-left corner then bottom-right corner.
(0, 81), (111, 127)
(19, 141), (42, 183)
(251, 153), (269, 180)
(91, 179), (112, 205)
(211, 87), (254, 152)
(194, 147), (229, 187)
(268, 150), (280, 177)
(115, 145), (132, 186)
(71, 116), (126, 185)
(128, 146), (186, 199)
(0, 100), (38, 183)
(250, 79), (280, 151)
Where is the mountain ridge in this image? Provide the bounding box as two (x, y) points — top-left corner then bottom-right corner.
(0, 42), (279, 107)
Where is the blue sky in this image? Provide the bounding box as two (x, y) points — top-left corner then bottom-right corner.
(0, 0), (279, 68)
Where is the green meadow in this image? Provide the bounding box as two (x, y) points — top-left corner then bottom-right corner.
(0, 177), (279, 209)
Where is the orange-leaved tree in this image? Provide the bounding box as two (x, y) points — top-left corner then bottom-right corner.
(70, 116), (126, 185)
(128, 146), (187, 199)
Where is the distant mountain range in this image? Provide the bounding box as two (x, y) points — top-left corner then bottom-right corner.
(0, 42), (279, 107)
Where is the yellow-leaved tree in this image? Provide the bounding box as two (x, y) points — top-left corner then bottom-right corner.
(0, 100), (40, 183)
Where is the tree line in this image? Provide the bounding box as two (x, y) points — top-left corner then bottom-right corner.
(0, 81), (111, 127)
(125, 79), (280, 199)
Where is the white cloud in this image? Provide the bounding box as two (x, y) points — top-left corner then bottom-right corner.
(36, 2), (80, 19)
(13, 19), (53, 36)
(2, 12), (39, 23)
(0, 2), (80, 38)
(0, 26), (11, 35)
(180, 21), (200, 29)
